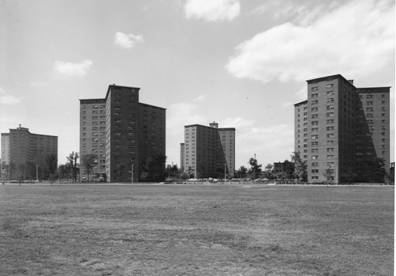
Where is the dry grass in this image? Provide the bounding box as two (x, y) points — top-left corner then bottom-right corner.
(0, 184), (393, 275)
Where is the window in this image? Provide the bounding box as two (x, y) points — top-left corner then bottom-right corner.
(311, 107), (318, 112)
(325, 84), (334, 88)
(327, 91), (334, 96)
(327, 155), (335, 159)
(311, 135), (318, 140)
(327, 112), (334, 117)
(311, 142), (318, 146)
(326, 126), (335, 131)
(327, 148), (335, 152)
(327, 98), (334, 103)
(311, 93), (318, 98)
(366, 107), (374, 112)
(311, 148), (318, 153)
(311, 99), (318, 104)
(312, 176), (319, 180)
(312, 155), (319, 160)
(311, 86), (319, 91)
(366, 113), (373, 118)
(327, 133), (335, 138)
(312, 162), (318, 167)
(366, 101), (373, 106)
(312, 127), (318, 132)
(311, 169), (319, 173)
(327, 119), (334, 124)
(312, 114), (318, 119)
(327, 105), (334, 110)
(312, 121), (319, 126)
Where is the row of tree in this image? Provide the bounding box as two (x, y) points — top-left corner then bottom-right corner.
(234, 152), (307, 181)
(163, 152), (308, 182)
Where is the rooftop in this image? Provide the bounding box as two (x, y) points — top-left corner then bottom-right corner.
(294, 100), (308, 106)
(306, 74), (356, 89)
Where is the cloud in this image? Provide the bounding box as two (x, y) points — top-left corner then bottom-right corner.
(193, 94), (207, 102)
(54, 60), (93, 77)
(227, 0), (394, 83)
(251, 0), (340, 25)
(0, 88), (21, 105)
(114, 32), (144, 48)
(184, 0), (240, 21)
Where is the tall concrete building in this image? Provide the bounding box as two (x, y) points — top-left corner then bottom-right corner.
(80, 84), (166, 182)
(295, 74), (390, 183)
(80, 99), (106, 177)
(294, 100), (308, 162)
(1, 125), (58, 179)
(180, 143), (185, 172)
(182, 122), (235, 178)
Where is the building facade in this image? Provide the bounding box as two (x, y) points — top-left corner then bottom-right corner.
(1, 125), (58, 179)
(294, 100), (308, 163)
(180, 143), (185, 172)
(183, 122), (235, 178)
(80, 84), (166, 182)
(80, 99), (106, 178)
(295, 74), (390, 184)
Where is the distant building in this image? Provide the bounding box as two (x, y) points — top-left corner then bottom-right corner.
(180, 143), (185, 172)
(295, 74), (390, 183)
(273, 161), (294, 179)
(79, 99), (106, 178)
(1, 125), (58, 179)
(80, 85), (166, 182)
(183, 122), (235, 178)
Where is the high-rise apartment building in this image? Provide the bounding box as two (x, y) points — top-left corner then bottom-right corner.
(180, 143), (185, 172)
(182, 122), (235, 178)
(294, 100), (308, 162)
(80, 85), (166, 182)
(80, 99), (106, 177)
(1, 125), (58, 179)
(295, 74), (390, 183)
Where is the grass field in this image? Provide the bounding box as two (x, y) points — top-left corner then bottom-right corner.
(0, 184), (393, 276)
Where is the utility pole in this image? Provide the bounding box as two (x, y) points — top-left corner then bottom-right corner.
(131, 162), (134, 184)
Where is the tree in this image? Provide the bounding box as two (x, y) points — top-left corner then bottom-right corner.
(324, 167), (335, 184)
(58, 163), (72, 180)
(187, 166), (194, 178)
(236, 166), (248, 178)
(248, 157), (262, 180)
(46, 154), (58, 180)
(81, 154), (97, 182)
(263, 163), (274, 179)
(291, 152), (307, 182)
(165, 164), (179, 177)
(1, 161), (9, 183)
(140, 154), (166, 182)
(66, 152), (79, 182)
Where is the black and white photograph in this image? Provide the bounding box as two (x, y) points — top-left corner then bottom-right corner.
(0, 0), (394, 275)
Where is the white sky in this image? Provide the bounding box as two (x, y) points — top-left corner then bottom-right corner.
(0, 0), (394, 168)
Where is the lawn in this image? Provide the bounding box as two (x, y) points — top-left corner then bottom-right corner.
(0, 184), (393, 275)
